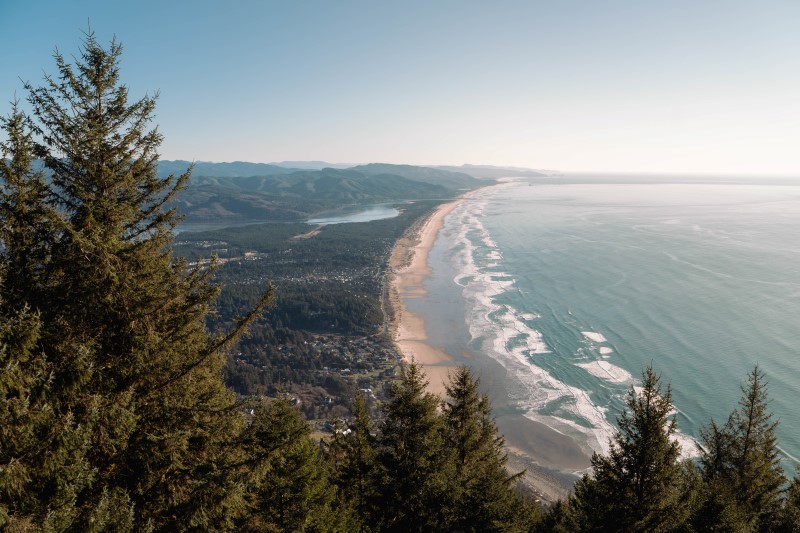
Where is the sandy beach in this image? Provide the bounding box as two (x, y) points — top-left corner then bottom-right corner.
(386, 188), (588, 502)
(387, 195), (469, 397)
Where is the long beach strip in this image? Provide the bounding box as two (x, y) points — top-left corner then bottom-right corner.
(386, 194), (472, 396)
(386, 186), (585, 502)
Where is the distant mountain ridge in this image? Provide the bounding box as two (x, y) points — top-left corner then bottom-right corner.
(9, 158), (548, 222)
(186, 168), (451, 200)
(157, 161), (552, 180)
(270, 161), (354, 170)
(162, 161), (479, 222)
(433, 164), (551, 179)
(351, 163), (482, 190)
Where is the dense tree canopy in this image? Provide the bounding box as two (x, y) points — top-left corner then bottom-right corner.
(0, 31), (272, 530)
(373, 362), (454, 531)
(546, 366), (796, 533)
(697, 366), (785, 531)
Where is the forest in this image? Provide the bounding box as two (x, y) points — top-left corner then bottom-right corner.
(174, 199), (443, 404)
(163, 160), (478, 223)
(3, 32), (800, 532)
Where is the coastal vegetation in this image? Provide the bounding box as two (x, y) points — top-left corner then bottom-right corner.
(4, 31), (800, 532)
(174, 198), (446, 410)
(163, 162), (478, 223)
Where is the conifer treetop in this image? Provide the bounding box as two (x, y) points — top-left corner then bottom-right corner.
(25, 29), (188, 243)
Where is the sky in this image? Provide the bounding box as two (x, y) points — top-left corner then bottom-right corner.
(1, 0), (799, 175)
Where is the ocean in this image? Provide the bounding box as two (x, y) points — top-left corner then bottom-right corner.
(411, 175), (800, 474)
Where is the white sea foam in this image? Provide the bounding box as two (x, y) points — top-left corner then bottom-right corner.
(441, 182), (705, 463)
(576, 361), (634, 384)
(445, 195), (617, 455)
(581, 331), (608, 343)
(676, 433), (700, 460)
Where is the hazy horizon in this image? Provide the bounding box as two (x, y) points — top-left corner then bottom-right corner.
(165, 159), (800, 180)
(2, 1), (799, 176)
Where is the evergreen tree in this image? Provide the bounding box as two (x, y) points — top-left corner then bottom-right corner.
(0, 289), (93, 531)
(697, 366), (785, 531)
(374, 362), (453, 532)
(1, 32), (271, 529)
(442, 366), (536, 531)
(328, 390), (378, 530)
(538, 498), (580, 533)
(237, 398), (346, 532)
(570, 366), (694, 531)
(777, 477), (800, 531)
(0, 104), (54, 311)
(1, 97), (130, 532)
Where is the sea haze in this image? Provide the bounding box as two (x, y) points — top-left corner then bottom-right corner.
(420, 175), (800, 471)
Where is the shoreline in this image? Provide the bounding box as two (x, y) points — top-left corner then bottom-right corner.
(386, 186), (582, 502)
(387, 194), (470, 397)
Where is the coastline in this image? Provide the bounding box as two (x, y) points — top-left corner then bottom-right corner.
(386, 186), (582, 502)
(387, 194), (469, 397)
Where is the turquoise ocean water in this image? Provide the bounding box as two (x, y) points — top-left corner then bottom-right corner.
(414, 175), (800, 471)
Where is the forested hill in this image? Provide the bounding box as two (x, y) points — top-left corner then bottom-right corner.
(350, 163), (483, 190)
(162, 161), (480, 222)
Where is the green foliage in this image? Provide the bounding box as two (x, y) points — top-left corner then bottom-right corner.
(777, 477), (800, 531)
(443, 366), (537, 532)
(697, 366), (785, 531)
(0, 31), (270, 530)
(374, 362), (453, 531)
(569, 366), (695, 532)
(0, 104), (52, 310)
(0, 295), (83, 531)
(537, 498), (580, 533)
(547, 366), (800, 532)
(328, 391), (378, 529)
(325, 366), (539, 532)
(173, 168), (455, 223)
(0, 96), (123, 532)
(351, 163), (482, 190)
(237, 398), (347, 532)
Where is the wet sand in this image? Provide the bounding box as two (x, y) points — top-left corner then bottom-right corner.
(387, 196), (468, 396)
(386, 188), (590, 502)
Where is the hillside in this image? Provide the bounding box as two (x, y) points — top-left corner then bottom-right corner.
(168, 163), (475, 222)
(351, 163), (482, 190)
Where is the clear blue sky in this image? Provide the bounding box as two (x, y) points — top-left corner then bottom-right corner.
(1, 0), (799, 175)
